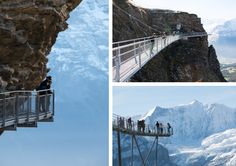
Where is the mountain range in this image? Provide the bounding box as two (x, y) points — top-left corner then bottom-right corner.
(143, 100), (236, 145)
(114, 101), (236, 165)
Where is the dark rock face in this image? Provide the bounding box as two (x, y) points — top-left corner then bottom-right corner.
(0, 0), (82, 91)
(113, 0), (226, 82)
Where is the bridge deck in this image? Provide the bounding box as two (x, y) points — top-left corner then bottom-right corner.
(113, 32), (208, 82)
(113, 126), (172, 137)
(113, 114), (173, 137)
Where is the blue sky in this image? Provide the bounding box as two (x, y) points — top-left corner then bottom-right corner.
(113, 86), (236, 116)
(132, 0), (236, 20)
(0, 1), (108, 166)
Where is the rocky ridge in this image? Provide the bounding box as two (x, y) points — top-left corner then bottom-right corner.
(0, 0), (81, 91)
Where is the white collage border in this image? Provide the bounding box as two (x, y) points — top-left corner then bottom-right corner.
(108, 0), (236, 165)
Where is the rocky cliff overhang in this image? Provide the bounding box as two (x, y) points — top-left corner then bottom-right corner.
(0, 0), (82, 91)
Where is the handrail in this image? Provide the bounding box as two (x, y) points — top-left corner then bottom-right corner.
(113, 114), (173, 136)
(112, 32), (208, 82)
(0, 89), (55, 130)
(113, 36), (154, 46)
(0, 89), (51, 95)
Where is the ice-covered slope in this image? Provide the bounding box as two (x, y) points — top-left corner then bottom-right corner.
(47, 0), (108, 165)
(48, 0), (108, 103)
(172, 129), (236, 166)
(208, 18), (236, 64)
(142, 101), (236, 144)
(210, 18), (236, 44)
(140, 101), (236, 165)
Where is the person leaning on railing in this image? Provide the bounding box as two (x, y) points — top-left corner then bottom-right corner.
(36, 76), (52, 112)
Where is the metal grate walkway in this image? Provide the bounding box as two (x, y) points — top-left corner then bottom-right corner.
(113, 32), (208, 82)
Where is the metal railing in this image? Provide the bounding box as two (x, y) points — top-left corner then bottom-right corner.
(112, 32), (208, 82)
(0, 89), (55, 129)
(113, 114), (173, 136)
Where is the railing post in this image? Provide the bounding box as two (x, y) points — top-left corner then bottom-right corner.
(15, 94), (19, 125)
(27, 93), (30, 123)
(131, 135), (134, 166)
(156, 136), (158, 166)
(36, 94), (39, 121)
(117, 130), (122, 166)
(52, 90), (55, 116)
(115, 54), (120, 82)
(45, 91), (48, 117)
(3, 95), (6, 127)
(138, 43), (142, 68)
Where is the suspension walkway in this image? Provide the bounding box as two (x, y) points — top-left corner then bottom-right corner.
(112, 32), (208, 82)
(0, 89), (55, 135)
(113, 114), (173, 166)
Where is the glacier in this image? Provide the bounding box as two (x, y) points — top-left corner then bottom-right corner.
(142, 100), (236, 145)
(207, 18), (236, 64)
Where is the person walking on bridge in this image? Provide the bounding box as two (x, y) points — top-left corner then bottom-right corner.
(37, 76), (52, 112)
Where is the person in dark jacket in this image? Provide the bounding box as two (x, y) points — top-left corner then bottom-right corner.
(167, 123), (171, 134)
(156, 121), (159, 133)
(37, 76), (52, 112)
(127, 117), (132, 129)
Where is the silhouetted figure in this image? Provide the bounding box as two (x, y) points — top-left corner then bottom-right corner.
(141, 120), (145, 132)
(127, 117), (132, 129)
(156, 121), (159, 133)
(159, 123), (163, 134)
(137, 120), (141, 132)
(167, 123), (171, 134)
(37, 76), (52, 112)
(119, 117), (125, 129)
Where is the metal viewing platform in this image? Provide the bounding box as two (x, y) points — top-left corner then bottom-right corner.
(113, 114), (173, 166)
(0, 89), (55, 135)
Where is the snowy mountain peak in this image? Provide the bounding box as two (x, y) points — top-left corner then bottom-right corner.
(175, 100), (203, 108)
(189, 99), (201, 105)
(140, 101), (236, 144)
(143, 105), (161, 119)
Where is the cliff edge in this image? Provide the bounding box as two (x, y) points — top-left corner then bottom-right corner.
(0, 0), (82, 91)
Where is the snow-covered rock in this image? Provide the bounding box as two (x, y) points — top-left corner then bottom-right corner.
(185, 129), (236, 166)
(141, 101), (236, 145)
(207, 18), (236, 64)
(139, 101), (236, 165)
